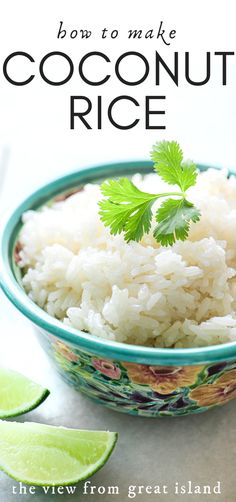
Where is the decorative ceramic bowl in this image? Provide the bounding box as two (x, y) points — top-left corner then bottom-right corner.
(1, 161), (236, 418)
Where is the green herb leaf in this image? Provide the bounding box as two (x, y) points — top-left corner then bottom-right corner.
(178, 161), (198, 191)
(151, 141), (198, 192)
(99, 179), (157, 241)
(99, 141), (201, 245)
(100, 178), (156, 204)
(123, 200), (154, 242)
(154, 198), (201, 246)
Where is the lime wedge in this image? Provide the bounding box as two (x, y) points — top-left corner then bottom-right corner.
(0, 367), (49, 418)
(0, 421), (118, 485)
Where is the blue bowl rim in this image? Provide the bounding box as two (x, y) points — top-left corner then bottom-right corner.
(1, 160), (236, 366)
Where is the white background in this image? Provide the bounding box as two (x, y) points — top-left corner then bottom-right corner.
(0, 1), (236, 501)
(0, 0), (236, 207)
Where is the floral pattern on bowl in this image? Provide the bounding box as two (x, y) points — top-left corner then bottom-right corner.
(37, 331), (236, 417)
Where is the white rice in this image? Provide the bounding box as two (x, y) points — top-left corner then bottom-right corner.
(18, 168), (236, 348)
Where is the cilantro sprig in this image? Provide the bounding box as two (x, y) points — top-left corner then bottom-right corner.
(99, 141), (201, 246)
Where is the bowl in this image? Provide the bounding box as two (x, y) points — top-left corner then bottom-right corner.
(1, 161), (236, 418)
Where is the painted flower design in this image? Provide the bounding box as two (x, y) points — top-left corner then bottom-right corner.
(92, 358), (121, 380)
(123, 363), (204, 394)
(55, 341), (79, 363)
(189, 369), (236, 406)
(43, 335), (236, 416)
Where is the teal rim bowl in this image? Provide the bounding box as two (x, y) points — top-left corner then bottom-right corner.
(1, 160), (236, 366)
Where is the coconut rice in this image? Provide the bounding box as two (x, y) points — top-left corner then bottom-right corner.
(17, 168), (236, 348)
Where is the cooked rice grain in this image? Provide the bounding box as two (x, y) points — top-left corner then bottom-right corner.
(18, 168), (236, 348)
